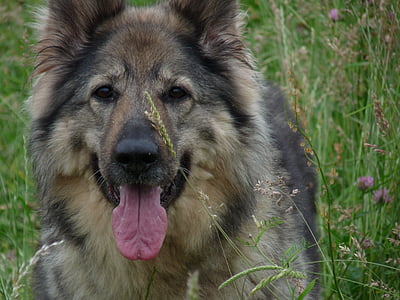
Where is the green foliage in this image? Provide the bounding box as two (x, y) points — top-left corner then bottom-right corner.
(0, 0), (399, 299)
(0, 0), (40, 299)
(219, 265), (307, 296)
(144, 92), (177, 158)
(186, 271), (200, 300)
(242, 0), (399, 298)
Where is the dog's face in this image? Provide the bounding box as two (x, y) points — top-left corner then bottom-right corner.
(30, 0), (256, 260)
(86, 22), (197, 203)
(85, 22), (198, 260)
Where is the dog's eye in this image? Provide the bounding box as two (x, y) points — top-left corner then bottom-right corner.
(93, 86), (117, 101)
(167, 87), (188, 100)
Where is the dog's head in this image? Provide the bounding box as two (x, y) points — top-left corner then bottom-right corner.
(30, 0), (259, 260)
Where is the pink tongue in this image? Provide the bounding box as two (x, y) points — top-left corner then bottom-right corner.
(112, 185), (167, 260)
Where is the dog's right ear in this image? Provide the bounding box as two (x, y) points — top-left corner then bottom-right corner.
(34, 0), (126, 74)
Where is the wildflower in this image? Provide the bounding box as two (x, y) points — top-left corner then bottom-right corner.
(329, 9), (341, 22)
(373, 99), (390, 136)
(360, 238), (374, 249)
(338, 244), (350, 258)
(285, 206), (293, 214)
(373, 188), (393, 203)
(387, 223), (400, 247)
(356, 176), (374, 190)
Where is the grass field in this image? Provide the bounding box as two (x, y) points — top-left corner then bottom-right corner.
(0, 0), (399, 299)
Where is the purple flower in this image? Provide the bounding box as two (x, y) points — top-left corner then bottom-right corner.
(360, 238), (374, 249)
(329, 9), (341, 22)
(356, 176), (374, 190)
(373, 188), (393, 203)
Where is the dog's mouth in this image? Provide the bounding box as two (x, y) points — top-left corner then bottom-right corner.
(91, 153), (191, 209)
(106, 170), (190, 211)
(91, 153), (190, 261)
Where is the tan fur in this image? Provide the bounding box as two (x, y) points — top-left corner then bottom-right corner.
(29, 0), (318, 299)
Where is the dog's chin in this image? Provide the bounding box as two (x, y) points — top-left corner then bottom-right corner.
(91, 153), (191, 209)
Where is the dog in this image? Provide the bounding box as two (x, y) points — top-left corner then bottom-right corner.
(28, 0), (319, 298)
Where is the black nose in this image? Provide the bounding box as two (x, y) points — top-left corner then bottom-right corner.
(114, 138), (159, 174)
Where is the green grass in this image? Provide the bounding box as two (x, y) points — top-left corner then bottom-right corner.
(242, 1), (399, 298)
(0, 0), (399, 299)
(0, 0), (40, 299)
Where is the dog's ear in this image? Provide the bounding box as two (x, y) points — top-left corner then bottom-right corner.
(167, 0), (250, 67)
(34, 0), (126, 74)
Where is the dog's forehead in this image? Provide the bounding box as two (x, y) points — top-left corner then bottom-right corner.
(98, 9), (189, 76)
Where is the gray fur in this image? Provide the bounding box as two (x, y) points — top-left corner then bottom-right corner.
(28, 0), (319, 299)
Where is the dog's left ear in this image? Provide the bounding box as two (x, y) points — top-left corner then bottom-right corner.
(167, 0), (250, 66)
